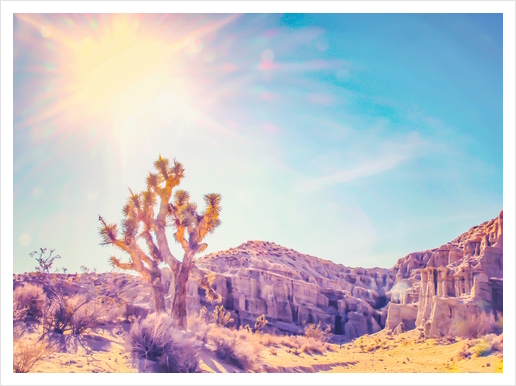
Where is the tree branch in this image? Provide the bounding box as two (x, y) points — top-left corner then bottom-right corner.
(142, 231), (162, 262)
(191, 265), (222, 304)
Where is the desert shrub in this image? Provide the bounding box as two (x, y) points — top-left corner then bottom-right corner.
(300, 338), (327, 355)
(42, 295), (99, 335)
(472, 341), (491, 357)
(303, 321), (332, 342)
(278, 335), (301, 349)
(212, 335), (261, 371)
(287, 347), (302, 356)
(208, 325), (263, 372)
(13, 284), (47, 320)
(209, 305), (233, 327)
(13, 299), (28, 322)
(13, 335), (55, 373)
(254, 314), (268, 332)
(127, 312), (198, 373)
(257, 331), (327, 355)
(448, 311), (500, 339)
(198, 306), (208, 322)
(258, 332), (280, 347)
(468, 333), (503, 358)
(70, 299), (99, 335)
(495, 312), (503, 332)
(29, 248), (61, 274)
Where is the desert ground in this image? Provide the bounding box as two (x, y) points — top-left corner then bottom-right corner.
(14, 318), (502, 373)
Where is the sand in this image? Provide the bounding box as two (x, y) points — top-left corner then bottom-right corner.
(15, 323), (502, 373)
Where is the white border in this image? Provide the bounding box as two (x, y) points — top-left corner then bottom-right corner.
(2, 1), (514, 385)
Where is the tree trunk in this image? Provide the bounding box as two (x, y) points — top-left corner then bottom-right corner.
(171, 252), (194, 329)
(150, 270), (166, 313)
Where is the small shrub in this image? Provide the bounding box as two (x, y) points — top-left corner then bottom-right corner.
(127, 313), (198, 373)
(42, 295), (98, 335)
(29, 248), (61, 274)
(254, 314), (268, 333)
(300, 339), (327, 355)
(259, 333), (278, 347)
(467, 333), (503, 358)
(13, 284), (47, 320)
(198, 306), (208, 322)
(209, 305), (233, 327)
(303, 321), (332, 342)
(269, 348), (277, 356)
(13, 335), (55, 373)
(473, 341), (491, 357)
(70, 300), (99, 335)
(213, 335), (261, 371)
(13, 300), (28, 321)
(495, 312), (503, 333)
(209, 326), (263, 372)
(448, 311), (499, 339)
(288, 347), (302, 356)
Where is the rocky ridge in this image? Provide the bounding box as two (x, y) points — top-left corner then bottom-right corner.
(186, 211), (503, 341)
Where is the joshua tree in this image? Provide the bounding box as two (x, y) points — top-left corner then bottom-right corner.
(98, 155), (222, 328)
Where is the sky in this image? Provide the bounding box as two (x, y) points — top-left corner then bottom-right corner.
(13, 13), (503, 274)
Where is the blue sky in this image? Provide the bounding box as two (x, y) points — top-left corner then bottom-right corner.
(13, 13), (503, 273)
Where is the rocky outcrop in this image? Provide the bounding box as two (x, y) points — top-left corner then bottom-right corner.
(190, 241), (395, 341)
(385, 303), (418, 331)
(389, 211), (503, 338)
(188, 211), (503, 341)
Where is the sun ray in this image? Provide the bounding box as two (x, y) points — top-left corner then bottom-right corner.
(14, 14), (241, 133)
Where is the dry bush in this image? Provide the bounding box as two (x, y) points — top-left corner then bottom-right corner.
(13, 284), (47, 320)
(278, 335), (300, 349)
(13, 335), (55, 373)
(470, 333), (503, 357)
(70, 299), (100, 335)
(299, 337), (327, 355)
(127, 312), (198, 373)
(287, 347), (302, 356)
(13, 299), (28, 322)
(258, 333), (280, 347)
(42, 295), (99, 335)
(257, 331), (328, 355)
(448, 311), (500, 339)
(254, 314), (268, 332)
(212, 335), (261, 372)
(303, 321), (332, 342)
(209, 305), (233, 327)
(207, 325), (263, 372)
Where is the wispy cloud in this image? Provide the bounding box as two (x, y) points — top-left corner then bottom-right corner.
(298, 132), (427, 192)
(258, 59), (349, 72)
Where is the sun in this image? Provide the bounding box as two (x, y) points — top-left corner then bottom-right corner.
(65, 15), (180, 121)
(15, 13), (240, 135)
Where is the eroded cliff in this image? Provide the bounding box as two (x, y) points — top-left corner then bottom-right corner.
(181, 211), (503, 341)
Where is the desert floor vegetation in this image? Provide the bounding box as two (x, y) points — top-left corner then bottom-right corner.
(12, 272), (503, 374)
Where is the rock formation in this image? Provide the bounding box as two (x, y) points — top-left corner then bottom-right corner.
(387, 210), (503, 338)
(189, 241), (394, 341)
(185, 211), (503, 341)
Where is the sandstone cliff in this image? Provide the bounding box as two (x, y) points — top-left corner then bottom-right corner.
(386, 211), (503, 338)
(184, 211), (503, 341)
(190, 241), (395, 341)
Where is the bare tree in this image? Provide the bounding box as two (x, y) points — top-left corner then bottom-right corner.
(29, 248), (61, 274)
(98, 155), (222, 328)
